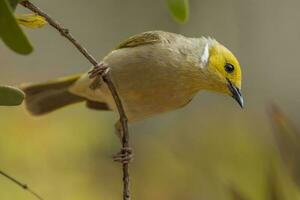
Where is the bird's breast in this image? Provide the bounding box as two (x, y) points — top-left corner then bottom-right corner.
(104, 45), (199, 121)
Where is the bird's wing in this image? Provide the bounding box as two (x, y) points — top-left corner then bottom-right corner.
(115, 31), (165, 49)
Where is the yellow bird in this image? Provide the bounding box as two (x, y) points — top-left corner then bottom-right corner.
(21, 31), (243, 123)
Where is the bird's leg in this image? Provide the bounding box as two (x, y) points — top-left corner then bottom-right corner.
(88, 62), (109, 89)
(113, 121), (133, 164)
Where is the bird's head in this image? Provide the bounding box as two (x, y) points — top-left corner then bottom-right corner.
(197, 38), (243, 108)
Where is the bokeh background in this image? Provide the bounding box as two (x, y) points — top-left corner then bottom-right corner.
(1, 0), (300, 199)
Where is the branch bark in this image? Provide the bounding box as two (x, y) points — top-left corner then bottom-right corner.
(20, 1), (131, 200)
(0, 170), (44, 200)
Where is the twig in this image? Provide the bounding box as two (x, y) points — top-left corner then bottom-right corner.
(103, 75), (130, 199)
(0, 170), (44, 200)
(20, 1), (131, 200)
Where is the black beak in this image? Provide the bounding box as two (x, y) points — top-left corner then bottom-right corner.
(227, 79), (244, 108)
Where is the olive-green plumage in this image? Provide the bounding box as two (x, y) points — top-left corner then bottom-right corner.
(21, 31), (243, 121)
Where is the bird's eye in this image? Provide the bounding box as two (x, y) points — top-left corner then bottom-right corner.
(224, 63), (234, 73)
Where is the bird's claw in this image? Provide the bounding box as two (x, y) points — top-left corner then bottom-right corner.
(88, 63), (109, 79)
(88, 63), (109, 89)
(113, 147), (133, 164)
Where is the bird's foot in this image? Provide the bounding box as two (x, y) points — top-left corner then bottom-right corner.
(88, 63), (109, 89)
(88, 62), (109, 79)
(113, 147), (133, 164)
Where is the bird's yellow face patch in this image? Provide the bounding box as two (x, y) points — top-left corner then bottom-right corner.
(207, 43), (242, 95)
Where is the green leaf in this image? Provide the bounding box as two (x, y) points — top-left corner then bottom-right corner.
(8, 0), (22, 9)
(0, 0), (33, 54)
(269, 104), (300, 188)
(167, 0), (189, 23)
(0, 86), (24, 106)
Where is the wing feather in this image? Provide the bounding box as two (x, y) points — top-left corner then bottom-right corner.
(115, 31), (165, 49)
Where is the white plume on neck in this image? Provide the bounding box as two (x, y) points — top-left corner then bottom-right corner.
(199, 37), (217, 69)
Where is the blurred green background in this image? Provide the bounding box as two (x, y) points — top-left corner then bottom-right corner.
(1, 0), (300, 199)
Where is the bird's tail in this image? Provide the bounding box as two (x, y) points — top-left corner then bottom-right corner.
(21, 74), (85, 115)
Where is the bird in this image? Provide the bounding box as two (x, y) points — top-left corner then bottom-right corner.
(21, 30), (243, 123)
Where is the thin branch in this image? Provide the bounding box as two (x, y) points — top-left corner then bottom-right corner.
(0, 170), (44, 200)
(103, 74), (130, 199)
(20, 1), (131, 200)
